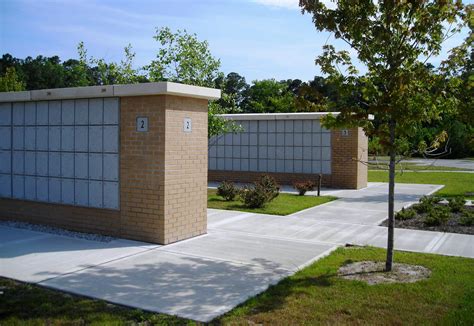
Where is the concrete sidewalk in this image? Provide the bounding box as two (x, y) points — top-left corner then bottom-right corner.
(1, 182), (473, 322)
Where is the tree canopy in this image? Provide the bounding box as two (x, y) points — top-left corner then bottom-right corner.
(299, 0), (469, 270)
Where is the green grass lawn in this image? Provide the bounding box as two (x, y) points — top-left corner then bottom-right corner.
(1, 247), (473, 325)
(220, 247), (474, 325)
(368, 162), (470, 171)
(207, 189), (336, 215)
(369, 171), (474, 199)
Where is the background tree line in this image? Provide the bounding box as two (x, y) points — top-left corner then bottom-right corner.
(0, 25), (472, 158)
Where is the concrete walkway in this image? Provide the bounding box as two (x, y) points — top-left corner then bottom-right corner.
(1, 182), (473, 322)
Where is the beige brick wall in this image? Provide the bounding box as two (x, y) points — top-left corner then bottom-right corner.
(119, 95), (167, 243)
(163, 96), (208, 243)
(0, 94), (209, 244)
(0, 199), (121, 235)
(331, 127), (368, 189)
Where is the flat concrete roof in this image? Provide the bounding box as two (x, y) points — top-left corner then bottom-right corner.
(0, 82), (221, 102)
(219, 112), (340, 120)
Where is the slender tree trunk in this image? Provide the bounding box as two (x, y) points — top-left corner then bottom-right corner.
(385, 120), (396, 272)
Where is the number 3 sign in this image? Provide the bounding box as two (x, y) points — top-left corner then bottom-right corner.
(136, 117), (149, 132)
(183, 118), (192, 132)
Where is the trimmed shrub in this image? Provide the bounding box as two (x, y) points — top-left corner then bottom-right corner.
(413, 195), (441, 214)
(238, 175), (280, 208)
(395, 208), (417, 221)
(424, 206), (451, 226)
(293, 181), (317, 196)
(448, 197), (466, 213)
(257, 174), (280, 202)
(217, 181), (238, 201)
(239, 186), (268, 208)
(459, 210), (474, 226)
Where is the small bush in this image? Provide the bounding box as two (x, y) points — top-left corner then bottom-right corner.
(239, 186), (268, 208)
(257, 174), (280, 202)
(448, 197), (466, 213)
(424, 206), (451, 226)
(413, 195), (441, 214)
(395, 208), (417, 221)
(293, 181), (317, 196)
(238, 175), (280, 208)
(459, 210), (474, 226)
(216, 181), (238, 201)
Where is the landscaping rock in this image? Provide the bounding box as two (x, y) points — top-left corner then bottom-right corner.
(0, 220), (115, 242)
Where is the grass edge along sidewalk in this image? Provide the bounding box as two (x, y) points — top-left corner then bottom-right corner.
(1, 247), (473, 325)
(207, 188), (336, 215)
(368, 171), (474, 199)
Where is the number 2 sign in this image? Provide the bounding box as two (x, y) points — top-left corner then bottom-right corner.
(136, 117), (149, 132)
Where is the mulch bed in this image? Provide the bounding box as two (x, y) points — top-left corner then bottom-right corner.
(381, 204), (474, 235)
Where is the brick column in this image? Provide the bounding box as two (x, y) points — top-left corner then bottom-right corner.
(331, 127), (368, 189)
(120, 95), (209, 244)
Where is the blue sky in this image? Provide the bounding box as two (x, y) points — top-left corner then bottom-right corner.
(0, 0), (471, 83)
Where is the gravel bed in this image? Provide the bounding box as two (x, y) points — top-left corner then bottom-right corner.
(0, 220), (116, 242)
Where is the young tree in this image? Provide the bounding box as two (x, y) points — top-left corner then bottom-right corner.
(146, 27), (221, 88)
(299, 0), (467, 270)
(145, 27), (239, 138)
(0, 67), (25, 92)
(242, 79), (297, 113)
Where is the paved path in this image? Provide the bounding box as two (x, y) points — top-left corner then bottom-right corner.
(1, 182), (473, 322)
(369, 158), (474, 170)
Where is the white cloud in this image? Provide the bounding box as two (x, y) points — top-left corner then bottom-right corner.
(252, 0), (299, 9)
(252, 0), (336, 10)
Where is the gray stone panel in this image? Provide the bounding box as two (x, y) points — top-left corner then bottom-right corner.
(61, 100), (75, 125)
(24, 176), (36, 200)
(89, 153), (103, 180)
(37, 127), (49, 151)
(49, 152), (61, 177)
(103, 181), (119, 209)
(75, 99), (89, 125)
(49, 178), (61, 203)
(103, 154), (118, 181)
(36, 177), (49, 204)
(48, 101), (61, 125)
(0, 103), (11, 125)
(12, 103), (24, 125)
(74, 153), (88, 179)
(36, 152), (48, 176)
(0, 151), (11, 173)
(61, 153), (74, 178)
(0, 127), (11, 149)
(48, 127), (61, 151)
(36, 102), (48, 125)
(0, 174), (11, 198)
(12, 151), (24, 174)
(103, 126), (118, 153)
(74, 179), (89, 206)
(61, 127), (74, 151)
(103, 98), (119, 124)
(89, 180), (103, 208)
(12, 175), (24, 199)
(61, 179), (75, 204)
(24, 102), (36, 125)
(12, 127), (24, 150)
(24, 152), (36, 175)
(74, 126), (88, 152)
